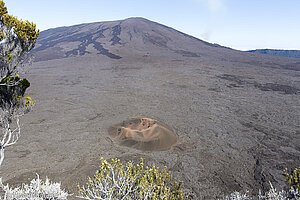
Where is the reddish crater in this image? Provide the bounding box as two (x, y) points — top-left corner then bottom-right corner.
(108, 117), (178, 151)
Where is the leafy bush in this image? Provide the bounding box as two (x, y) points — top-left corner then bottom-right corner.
(0, 0), (39, 166)
(77, 157), (188, 200)
(0, 174), (70, 200)
(284, 167), (300, 190)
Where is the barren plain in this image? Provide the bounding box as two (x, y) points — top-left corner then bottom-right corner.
(0, 18), (299, 199)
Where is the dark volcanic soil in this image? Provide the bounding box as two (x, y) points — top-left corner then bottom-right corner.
(0, 18), (299, 199)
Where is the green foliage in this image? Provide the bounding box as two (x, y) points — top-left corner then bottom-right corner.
(78, 158), (188, 200)
(284, 167), (300, 189)
(0, 0), (39, 51)
(0, 0), (38, 113)
(0, 0), (38, 167)
(19, 78), (30, 90)
(0, 0), (39, 79)
(7, 53), (12, 62)
(1, 74), (21, 85)
(0, 75), (34, 110)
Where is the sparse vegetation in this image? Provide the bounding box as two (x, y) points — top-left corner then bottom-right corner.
(0, 1), (69, 199)
(223, 184), (299, 200)
(223, 169), (300, 200)
(0, 174), (70, 200)
(77, 157), (187, 200)
(284, 167), (300, 190)
(0, 0), (39, 166)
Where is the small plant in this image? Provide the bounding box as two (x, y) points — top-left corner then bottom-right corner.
(258, 182), (288, 200)
(0, 174), (70, 200)
(223, 182), (300, 200)
(222, 191), (251, 200)
(77, 157), (187, 200)
(284, 167), (300, 189)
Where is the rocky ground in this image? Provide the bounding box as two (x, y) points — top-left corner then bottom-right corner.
(0, 18), (299, 199)
(0, 53), (298, 199)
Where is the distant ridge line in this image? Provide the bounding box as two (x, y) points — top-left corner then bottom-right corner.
(247, 49), (300, 58)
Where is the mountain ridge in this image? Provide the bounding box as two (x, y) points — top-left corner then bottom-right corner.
(31, 17), (300, 73)
(247, 49), (300, 58)
(31, 17), (233, 62)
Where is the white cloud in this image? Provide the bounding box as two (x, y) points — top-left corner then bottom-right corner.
(195, 0), (226, 13)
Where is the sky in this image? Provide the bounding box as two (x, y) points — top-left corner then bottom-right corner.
(4, 0), (300, 50)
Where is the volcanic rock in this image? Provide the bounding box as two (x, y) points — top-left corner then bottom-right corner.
(1, 17), (299, 199)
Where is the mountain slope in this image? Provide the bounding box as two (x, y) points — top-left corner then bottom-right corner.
(32, 17), (233, 62)
(248, 49), (300, 58)
(32, 17), (300, 72)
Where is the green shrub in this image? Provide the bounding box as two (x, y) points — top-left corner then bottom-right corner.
(0, 0), (39, 166)
(284, 167), (300, 189)
(77, 157), (188, 200)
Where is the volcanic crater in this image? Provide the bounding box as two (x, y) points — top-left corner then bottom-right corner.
(108, 117), (178, 151)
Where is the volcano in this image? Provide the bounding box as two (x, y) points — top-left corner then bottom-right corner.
(32, 17), (228, 61)
(2, 18), (299, 199)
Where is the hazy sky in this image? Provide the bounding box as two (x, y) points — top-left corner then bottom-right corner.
(4, 0), (300, 50)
